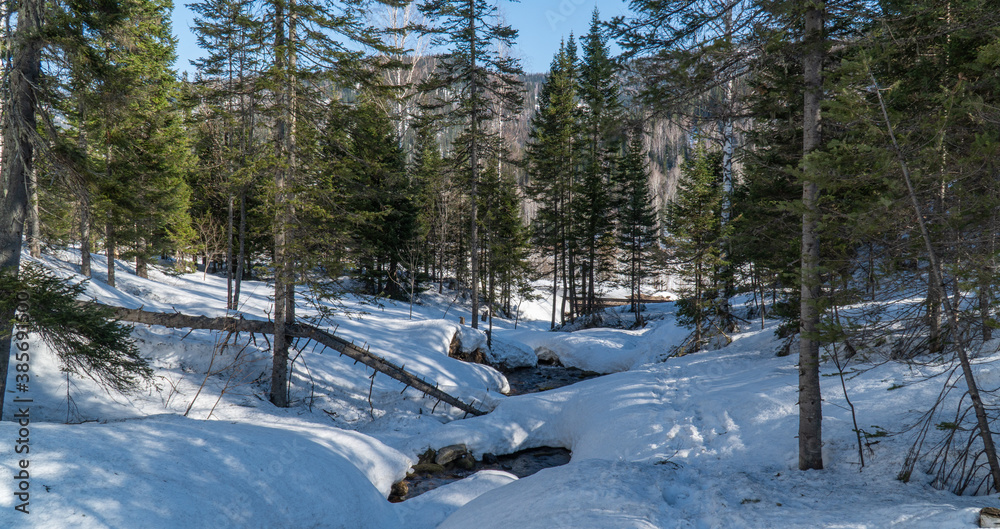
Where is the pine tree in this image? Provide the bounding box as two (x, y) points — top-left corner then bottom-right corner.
(526, 40), (579, 329)
(664, 146), (729, 350)
(419, 0), (524, 329)
(190, 0), (266, 309)
(615, 129), (658, 326)
(88, 0), (196, 282)
(336, 98), (418, 300)
(577, 8), (623, 317)
(259, 0), (397, 407)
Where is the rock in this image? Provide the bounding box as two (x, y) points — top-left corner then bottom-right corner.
(388, 481), (409, 503)
(981, 507), (1000, 528)
(449, 330), (490, 365)
(435, 443), (470, 466)
(411, 463), (446, 474)
(536, 347), (562, 366)
(454, 454), (476, 470)
(417, 448), (437, 465)
(481, 453), (499, 465)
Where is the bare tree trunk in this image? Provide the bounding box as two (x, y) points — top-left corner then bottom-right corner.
(108, 306), (487, 416)
(135, 233), (148, 279)
(271, 0), (297, 407)
(798, 3), (825, 472)
(551, 241), (558, 330)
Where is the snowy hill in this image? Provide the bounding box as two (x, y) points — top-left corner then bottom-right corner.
(1, 250), (996, 528)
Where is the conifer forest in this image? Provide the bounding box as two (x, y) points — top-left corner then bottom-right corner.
(4, 1), (1000, 528)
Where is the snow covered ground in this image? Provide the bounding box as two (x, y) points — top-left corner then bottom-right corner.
(1, 250), (998, 528)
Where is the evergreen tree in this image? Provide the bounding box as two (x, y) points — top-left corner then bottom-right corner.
(337, 98), (418, 300)
(410, 122), (454, 292)
(526, 40), (580, 329)
(419, 0), (524, 329)
(615, 129), (658, 326)
(479, 161), (531, 342)
(189, 0), (266, 309)
(577, 8), (623, 317)
(90, 0), (196, 282)
(664, 146), (729, 350)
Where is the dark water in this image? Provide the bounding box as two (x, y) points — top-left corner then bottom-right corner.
(390, 365), (598, 502)
(504, 365), (600, 395)
(391, 446), (572, 501)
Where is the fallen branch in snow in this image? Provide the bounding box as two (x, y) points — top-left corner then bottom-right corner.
(102, 305), (488, 417)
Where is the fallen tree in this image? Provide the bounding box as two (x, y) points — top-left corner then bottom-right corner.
(107, 306), (488, 417)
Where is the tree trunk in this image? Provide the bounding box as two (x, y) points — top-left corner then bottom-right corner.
(106, 222), (116, 288)
(271, 0), (297, 407)
(798, 3), (825, 472)
(226, 195), (234, 309)
(0, 0), (42, 420)
(135, 234), (148, 279)
(107, 306), (487, 416)
(26, 163), (40, 258)
(232, 189), (246, 310)
(80, 187), (91, 277)
(468, 0), (480, 330)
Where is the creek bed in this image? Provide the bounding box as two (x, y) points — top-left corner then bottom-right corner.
(504, 364), (600, 395)
(390, 446), (572, 502)
(390, 364), (600, 502)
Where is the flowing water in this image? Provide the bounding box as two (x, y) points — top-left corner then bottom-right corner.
(390, 365), (598, 502)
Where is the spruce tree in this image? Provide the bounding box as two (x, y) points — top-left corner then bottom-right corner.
(418, 0), (524, 329)
(615, 128), (658, 326)
(526, 41), (579, 329)
(577, 8), (623, 317)
(665, 146), (729, 350)
(337, 98), (418, 299)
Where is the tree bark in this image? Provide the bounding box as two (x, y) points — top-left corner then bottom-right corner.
(135, 234), (148, 279)
(226, 195), (234, 310)
(798, 3), (825, 472)
(468, 0), (480, 330)
(106, 221), (116, 288)
(26, 163), (40, 258)
(232, 189), (246, 310)
(0, 0), (42, 419)
(80, 187), (91, 277)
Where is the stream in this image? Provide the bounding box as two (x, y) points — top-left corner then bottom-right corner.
(390, 364), (598, 502)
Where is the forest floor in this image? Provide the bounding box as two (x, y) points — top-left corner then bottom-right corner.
(1, 249), (998, 528)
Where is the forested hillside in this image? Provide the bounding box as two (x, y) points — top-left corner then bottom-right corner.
(5, 0), (1000, 527)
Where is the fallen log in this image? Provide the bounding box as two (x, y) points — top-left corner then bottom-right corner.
(106, 306), (487, 416)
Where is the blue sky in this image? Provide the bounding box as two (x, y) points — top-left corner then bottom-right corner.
(170, 0), (633, 76)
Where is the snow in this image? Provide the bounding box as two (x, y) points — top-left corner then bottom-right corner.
(2, 249), (999, 528)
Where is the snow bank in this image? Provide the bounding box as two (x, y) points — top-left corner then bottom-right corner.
(395, 470), (518, 529)
(0, 415), (409, 529)
(505, 305), (687, 373)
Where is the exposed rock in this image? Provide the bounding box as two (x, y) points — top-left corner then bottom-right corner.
(388, 480), (408, 503)
(449, 329), (490, 364)
(981, 507), (1000, 528)
(536, 347), (563, 366)
(411, 463), (446, 474)
(435, 444), (470, 466)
